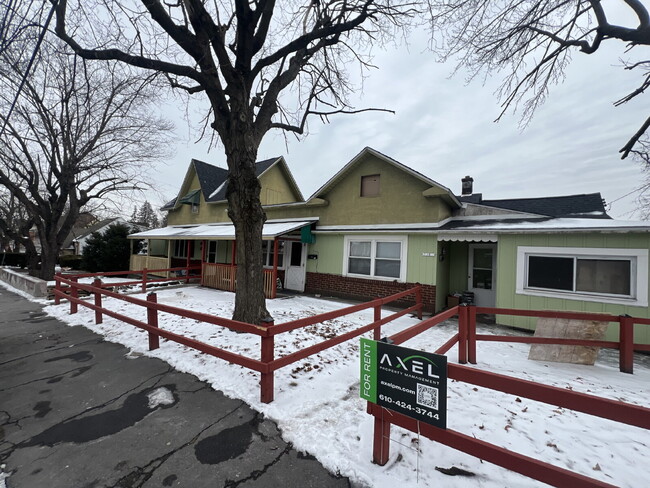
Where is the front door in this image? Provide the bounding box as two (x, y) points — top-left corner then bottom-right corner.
(468, 243), (497, 307)
(284, 241), (306, 292)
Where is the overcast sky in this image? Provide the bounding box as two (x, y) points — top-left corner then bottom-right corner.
(150, 26), (648, 221)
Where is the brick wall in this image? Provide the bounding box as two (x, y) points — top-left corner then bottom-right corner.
(305, 272), (436, 311)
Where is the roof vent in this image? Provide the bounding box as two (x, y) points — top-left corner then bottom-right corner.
(461, 176), (474, 196)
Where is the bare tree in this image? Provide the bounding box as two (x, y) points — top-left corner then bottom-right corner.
(428, 1), (650, 161)
(53, 1), (420, 323)
(0, 41), (172, 280)
(0, 186), (36, 269)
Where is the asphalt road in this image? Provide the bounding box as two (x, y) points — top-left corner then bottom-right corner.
(0, 286), (352, 488)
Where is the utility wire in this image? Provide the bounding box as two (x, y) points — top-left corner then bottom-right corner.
(0, 0), (58, 136)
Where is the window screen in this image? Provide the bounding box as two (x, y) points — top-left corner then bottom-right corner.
(576, 259), (631, 296)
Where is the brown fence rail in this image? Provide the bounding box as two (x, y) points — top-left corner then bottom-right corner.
(367, 304), (650, 488)
(53, 273), (422, 403)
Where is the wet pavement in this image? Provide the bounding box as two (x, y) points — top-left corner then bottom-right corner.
(0, 286), (352, 487)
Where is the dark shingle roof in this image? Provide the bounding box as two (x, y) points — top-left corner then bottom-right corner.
(163, 157), (281, 208)
(458, 193), (610, 219)
(194, 159), (229, 202)
(205, 157), (279, 202)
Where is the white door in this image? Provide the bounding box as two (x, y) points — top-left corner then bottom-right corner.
(468, 244), (497, 307)
(284, 241), (307, 292)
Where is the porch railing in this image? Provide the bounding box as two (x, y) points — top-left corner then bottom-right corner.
(130, 255), (170, 277)
(202, 262), (276, 298)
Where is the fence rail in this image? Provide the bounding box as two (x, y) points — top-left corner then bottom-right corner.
(367, 303), (650, 487)
(53, 272), (423, 403)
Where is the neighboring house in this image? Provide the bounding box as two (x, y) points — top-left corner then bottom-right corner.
(130, 147), (650, 344)
(64, 217), (148, 255)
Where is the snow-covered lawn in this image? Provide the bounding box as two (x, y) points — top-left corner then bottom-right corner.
(21, 284), (650, 487)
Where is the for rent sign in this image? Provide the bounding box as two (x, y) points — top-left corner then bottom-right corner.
(360, 338), (447, 428)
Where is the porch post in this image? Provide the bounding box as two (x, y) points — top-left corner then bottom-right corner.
(230, 239), (237, 292)
(272, 237), (279, 299)
(167, 240), (172, 279)
(185, 240), (191, 283)
(200, 240), (207, 286)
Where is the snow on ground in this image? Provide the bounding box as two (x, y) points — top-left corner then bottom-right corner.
(15, 282), (650, 487)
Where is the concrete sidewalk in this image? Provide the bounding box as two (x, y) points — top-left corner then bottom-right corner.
(0, 286), (352, 487)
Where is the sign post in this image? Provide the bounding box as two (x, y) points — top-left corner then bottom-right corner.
(360, 338), (447, 428)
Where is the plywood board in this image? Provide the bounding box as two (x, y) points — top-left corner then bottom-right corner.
(528, 318), (609, 365)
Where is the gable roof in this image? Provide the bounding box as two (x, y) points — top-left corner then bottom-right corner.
(307, 147), (461, 208)
(458, 193), (610, 219)
(162, 157), (302, 211)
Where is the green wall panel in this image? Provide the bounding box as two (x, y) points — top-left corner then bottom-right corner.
(406, 235), (438, 285)
(306, 234), (344, 275)
(495, 233), (650, 344)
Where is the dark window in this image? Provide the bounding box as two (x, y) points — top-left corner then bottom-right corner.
(527, 255), (632, 297)
(528, 256), (573, 291)
(290, 242), (302, 267)
(174, 240), (188, 258)
(360, 174), (380, 197)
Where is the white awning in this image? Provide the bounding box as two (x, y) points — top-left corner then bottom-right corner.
(437, 234), (498, 242)
(128, 219), (317, 240)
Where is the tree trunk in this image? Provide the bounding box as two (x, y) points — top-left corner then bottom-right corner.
(226, 141), (271, 325)
(38, 239), (59, 281)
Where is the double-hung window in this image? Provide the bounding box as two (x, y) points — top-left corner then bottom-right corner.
(262, 240), (285, 268)
(344, 236), (406, 281)
(206, 241), (232, 264)
(516, 246), (648, 306)
(173, 240), (188, 258)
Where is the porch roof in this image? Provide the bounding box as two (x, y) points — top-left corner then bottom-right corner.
(128, 219), (317, 240)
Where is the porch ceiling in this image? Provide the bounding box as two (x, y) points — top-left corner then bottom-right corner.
(128, 219), (317, 240)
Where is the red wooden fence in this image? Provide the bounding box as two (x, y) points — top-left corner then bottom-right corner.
(367, 303), (650, 487)
(53, 273), (422, 403)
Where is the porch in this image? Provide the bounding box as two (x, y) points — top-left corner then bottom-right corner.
(128, 219), (317, 299)
(437, 235), (498, 309)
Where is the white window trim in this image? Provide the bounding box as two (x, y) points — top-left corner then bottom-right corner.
(262, 240), (286, 270)
(343, 235), (408, 282)
(173, 240), (188, 258)
(516, 246), (648, 307)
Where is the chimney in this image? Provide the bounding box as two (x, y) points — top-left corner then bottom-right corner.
(461, 175), (473, 196)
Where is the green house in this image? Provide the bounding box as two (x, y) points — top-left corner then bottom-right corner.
(130, 147), (650, 344)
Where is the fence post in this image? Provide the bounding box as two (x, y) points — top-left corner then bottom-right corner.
(147, 292), (160, 351)
(619, 315), (634, 374)
(54, 272), (62, 305)
(141, 268), (148, 293)
(415, 285), (423, 320)
(93, 278), (103, 324)
(70, 277), (78, 314)
(373, 304), (381, 340)
(260, 317), (275, 403)
(371, 407), (391, 465)
(458, 304), (468, 364)
(467, 304), (477, 364)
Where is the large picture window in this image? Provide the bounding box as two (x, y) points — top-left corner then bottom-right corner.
(516, 246), (648, 306)
(344, 236), (406, 281)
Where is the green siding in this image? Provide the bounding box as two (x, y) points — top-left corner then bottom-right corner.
(406, 235), (438, 286)
(306, 234), (344, 275)
(448, 241), (469, 295)
(435, 241), (450, 311)
(496, 233), (650, 344)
